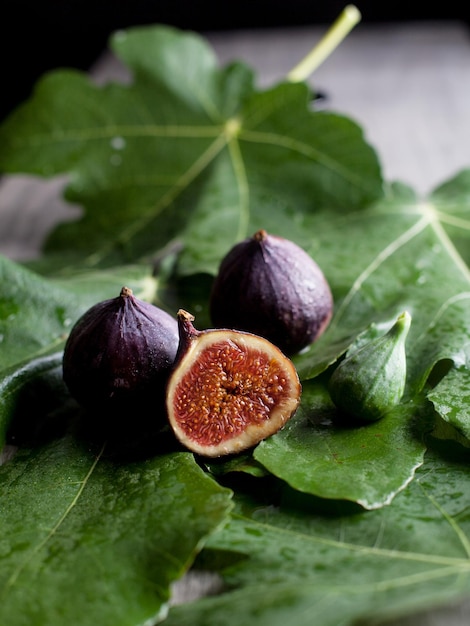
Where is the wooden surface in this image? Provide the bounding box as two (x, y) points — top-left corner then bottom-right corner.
(1, 20), (470, 624)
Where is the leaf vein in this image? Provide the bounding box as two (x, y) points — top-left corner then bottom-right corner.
(83, 132), (229, 267)
(239, 129), (368, 189)
(418, 482), (470, 559)
(430, 218), (470, 284)
(330, 214), (431, 330)
(232, 515), (470, 568)
(0, 442), (106, 598)
(227, 137), (250, 241)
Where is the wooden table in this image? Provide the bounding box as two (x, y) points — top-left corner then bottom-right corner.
(1, 19), (470, 624)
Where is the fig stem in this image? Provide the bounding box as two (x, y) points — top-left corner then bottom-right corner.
(120, 286), (133, 298)
(392, 310), (412, 337)
(177, 309), (195, 326)
(287, 4), (361, 83)
(253, 229), (268, 243)
(176, 309), (200, 360)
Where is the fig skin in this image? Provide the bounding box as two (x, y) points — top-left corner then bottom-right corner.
(328, 311), (412, 422)
(209, 229), (333, 355)
(62, 287), (179, 416)
(166, 309), (302, 458)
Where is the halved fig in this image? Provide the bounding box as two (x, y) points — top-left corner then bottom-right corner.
(166, 309), (302, 457)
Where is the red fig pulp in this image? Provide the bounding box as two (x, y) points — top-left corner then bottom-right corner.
(63, 287), (179, 412)
(209, 229), (333, 355)
(166, 310), (301, 457)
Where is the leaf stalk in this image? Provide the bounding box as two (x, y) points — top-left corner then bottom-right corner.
(287, 4), (361, 82)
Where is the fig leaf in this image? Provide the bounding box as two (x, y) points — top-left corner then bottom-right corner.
(0, 21), (470, 626)
(292, 171), (470, 433)
(0, 24), (383, 275)
(165, 439), (470, 626)
(254, 381), (432, 509)
(0, 436), (233, 626)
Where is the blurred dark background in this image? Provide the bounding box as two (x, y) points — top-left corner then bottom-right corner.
(2, 1), (470, 124)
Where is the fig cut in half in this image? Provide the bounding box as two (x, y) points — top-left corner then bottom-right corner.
(166, 310), (302, 457)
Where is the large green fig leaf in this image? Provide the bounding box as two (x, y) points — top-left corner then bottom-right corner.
(1, 21), (470, 625)
(0, 257), (80, 448)
(247, 173), (470, 506)
(165, 439), (470, 626)
(428, 367), (470, 440)
(0, 255), (80, 370)
(0, 254), (157, 371)
(0, 24), (383, 275)
(1, 23), (470, 515)
(0, 436), (233, 626)
(294, 175), (470, 387)
(254, 382), (432, 509)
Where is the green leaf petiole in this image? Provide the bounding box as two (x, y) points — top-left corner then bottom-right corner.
(287, 4), (361, 82)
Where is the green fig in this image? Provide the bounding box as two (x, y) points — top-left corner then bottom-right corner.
(328, 311), (412, 422)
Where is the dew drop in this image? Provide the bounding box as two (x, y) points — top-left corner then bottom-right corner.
(111, 136), (126, 150)
(453, 353), (466, 368)
(56, 307), (73, 328)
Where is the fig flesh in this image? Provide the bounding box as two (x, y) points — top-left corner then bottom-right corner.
(209, 229), (333, 355)
(166, 309), (302, 457)
(62, 287), (179, 413)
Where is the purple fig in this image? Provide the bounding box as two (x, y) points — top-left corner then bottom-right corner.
(209, 229), (333, 355)
(62, 287), (179, 414)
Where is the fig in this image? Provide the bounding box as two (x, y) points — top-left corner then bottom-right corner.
(62, 287), (179, 414)
(166, 309), (301, 457)
(328, 311), (412, 422)
(209, 229), (333, 355)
